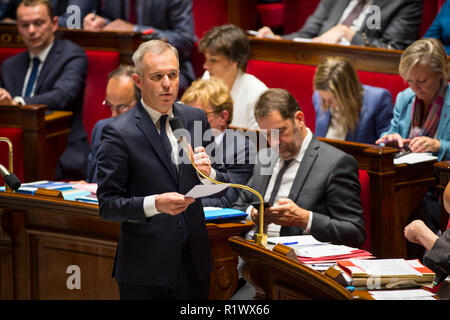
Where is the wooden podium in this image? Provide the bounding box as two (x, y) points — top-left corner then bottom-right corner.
(228, 236), (356, 300)
(0, 192), (253, 300)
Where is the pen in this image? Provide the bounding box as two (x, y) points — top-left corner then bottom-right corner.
(282, 241), (298, 245)
(92, 10), (96, 20)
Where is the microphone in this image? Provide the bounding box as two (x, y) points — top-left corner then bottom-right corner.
(169, 116), (191, 156)
(0, 164), (21, 191)
(169, 116), (268, 245)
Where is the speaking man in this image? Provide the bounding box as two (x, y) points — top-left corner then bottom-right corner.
(96, 40), (228, 300)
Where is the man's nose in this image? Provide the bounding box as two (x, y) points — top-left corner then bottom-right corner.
(162, 75), (171, 87)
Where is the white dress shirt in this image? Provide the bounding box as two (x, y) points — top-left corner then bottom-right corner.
(141, 99), (215, 218)
(247, 128), (314, 238)
(13, 42), (54, 105)
(337, 0), (374, 45)
(202, 70), (268, 129)
(21, 42), (54, 97)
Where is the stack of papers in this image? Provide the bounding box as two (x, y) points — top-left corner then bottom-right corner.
(369, 289), (436, 300)
(338, 259), (435, 287)
(393, 152), (437, 165)
(267, 236), (373, 264)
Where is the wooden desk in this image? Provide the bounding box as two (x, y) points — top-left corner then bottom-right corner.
(229, 236), (441, 301)
(0, 25), (141, 64)
(249, 37), (403, 74)
(434, 161), (450, 231)
(0, 105), (71, 182)
(229, 236), (355, 300)
(0, 192), (253, 300)
(318, 138), (436, 259)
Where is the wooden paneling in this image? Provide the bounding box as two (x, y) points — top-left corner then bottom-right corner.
(434, 161), (450, 232)
(319, 138), (436, 259)
(0, 105), (71, 182)
(249, 37), (403, 74)
(0, 192), (254, 300)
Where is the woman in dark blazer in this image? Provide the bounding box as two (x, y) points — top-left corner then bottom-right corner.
(313, 57), (393, 145)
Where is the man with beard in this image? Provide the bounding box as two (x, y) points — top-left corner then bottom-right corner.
(233, 88), (365, 248)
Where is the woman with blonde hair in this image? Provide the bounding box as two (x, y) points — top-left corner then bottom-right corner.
(314, 57), (394, 144)
(377, 38), (450, 234)
(376, 38), (450, 161)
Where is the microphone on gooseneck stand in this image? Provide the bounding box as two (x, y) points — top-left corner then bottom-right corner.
(0, 164), (21, 191)
(169, 116), (268, 245)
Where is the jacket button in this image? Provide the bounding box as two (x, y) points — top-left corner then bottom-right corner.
(177, 220), (182, 228)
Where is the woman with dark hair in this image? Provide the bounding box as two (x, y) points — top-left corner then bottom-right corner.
(199, 24), (268, 129)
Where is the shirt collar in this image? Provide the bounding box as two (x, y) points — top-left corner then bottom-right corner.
(140, 98), (174, 125)
(29, 41), (54, 63)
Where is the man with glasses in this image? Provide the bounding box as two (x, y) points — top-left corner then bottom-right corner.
(87, 65), (138, 183)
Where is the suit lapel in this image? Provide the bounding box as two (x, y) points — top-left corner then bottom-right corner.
(437, 88), (450, 138)
(288, 136), (320, 202)
(329, 0), (352, 27)
(13, 52), (29, 97)
(34, 40), (59, 94)
(134, 102), (178, 183)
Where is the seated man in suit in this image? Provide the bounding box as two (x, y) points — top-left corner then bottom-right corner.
(83, 0), (196, 93)
(87, 65), (138, 183)
(0, 0), (89, 180)
(181, 78), (256, 208)
(96, 40), (228, 299)
(233, 88), (366, 248)
(256, 0), (422, 50)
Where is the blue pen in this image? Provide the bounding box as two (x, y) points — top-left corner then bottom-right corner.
(282, 241), (298, 245)
(346, 286), (355, 293)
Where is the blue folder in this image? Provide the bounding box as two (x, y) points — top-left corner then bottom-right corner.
(203, 208), (247, 223)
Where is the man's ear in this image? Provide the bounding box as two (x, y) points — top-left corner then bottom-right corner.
(294, 110), (305, 128)
(220, 110), (229, 125)
(52, 16), (59, 32)
(132, 73), (142, 90)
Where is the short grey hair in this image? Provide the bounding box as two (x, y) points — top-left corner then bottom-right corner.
(132, 40), (179, 75)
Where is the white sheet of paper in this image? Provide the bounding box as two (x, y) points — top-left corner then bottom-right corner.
(185, 184), (230, 198)
(295, 244), (355, 258)
(394, 152), (437, 165)
(293, 37), (313, 43)
(268, 235), (322, 246)
(349, 259), (422, 277)
(369, 289), (435, 300)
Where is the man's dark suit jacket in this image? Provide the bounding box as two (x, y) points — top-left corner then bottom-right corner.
(233, 135), (366, 248)
(0, 39), (89, 179)
(284, 0), (422, 50)
(202, 129), (256, 208)
(87, 117), (113, 183)
(99, 0), (196, 88)
(96, 101), (228, 286)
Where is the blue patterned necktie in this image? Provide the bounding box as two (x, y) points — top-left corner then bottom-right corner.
(159, 114), (178, 179)
(24, 57), (41, 97)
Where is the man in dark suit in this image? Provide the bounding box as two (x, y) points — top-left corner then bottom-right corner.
(257, 0), (422, 50)
(233, 88), (365, 248)
(0, 0), (89, 180)
(87, 65), (138, 183)
(96, 40), (228, 300)
(83, 0), (196, 93)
